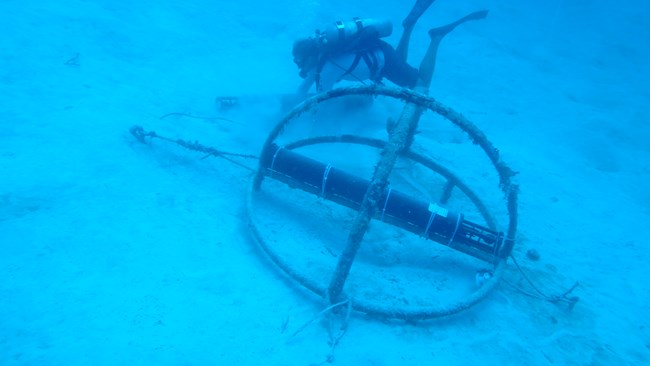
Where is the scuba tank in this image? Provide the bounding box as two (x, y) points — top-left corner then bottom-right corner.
(292, 18), (392, 79)
(315, 18), (393, 53)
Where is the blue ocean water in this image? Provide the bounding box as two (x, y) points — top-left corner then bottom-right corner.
(1, 0), (648, 364)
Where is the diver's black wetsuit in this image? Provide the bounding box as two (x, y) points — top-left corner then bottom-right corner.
(294, 5), (488, 97)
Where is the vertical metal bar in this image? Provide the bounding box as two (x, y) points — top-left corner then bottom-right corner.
(440, 180), (455, 204)
(327, 90), (427, 303)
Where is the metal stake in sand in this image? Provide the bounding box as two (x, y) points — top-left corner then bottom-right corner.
(326, 85), (429, 303)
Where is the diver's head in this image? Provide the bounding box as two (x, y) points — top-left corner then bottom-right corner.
(292, 37), (320, 78)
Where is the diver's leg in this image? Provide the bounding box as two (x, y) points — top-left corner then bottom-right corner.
(395, 0), (436, 63)
(417, 10), (488, 88)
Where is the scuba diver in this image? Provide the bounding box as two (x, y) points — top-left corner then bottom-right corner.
(291, 0), (488, 98)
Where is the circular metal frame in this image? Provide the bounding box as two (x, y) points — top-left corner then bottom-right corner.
(247, 85), (519, 320)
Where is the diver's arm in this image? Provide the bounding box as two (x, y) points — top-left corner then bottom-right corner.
(297, 73), (315, 97)
(281, 73), (316, 110)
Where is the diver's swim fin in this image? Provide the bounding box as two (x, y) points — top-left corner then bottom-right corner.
(402, 0), (436, 28)
(428, 10), (488, 39)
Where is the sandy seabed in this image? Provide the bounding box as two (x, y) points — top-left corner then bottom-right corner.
(1, 1), (649, 365)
